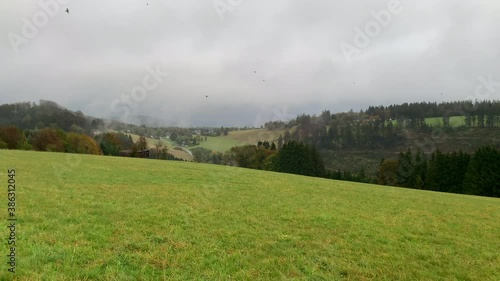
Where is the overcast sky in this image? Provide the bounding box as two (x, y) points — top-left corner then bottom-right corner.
(1, 0), (499, 126)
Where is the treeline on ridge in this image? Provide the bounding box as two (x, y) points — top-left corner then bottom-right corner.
(266, 100), (500, 151)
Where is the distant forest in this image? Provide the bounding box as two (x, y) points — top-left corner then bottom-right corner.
(0, 100), (103, 133)
(264, 100), (500, 150)
(1, 99), (499, 198)
(3, 99), (498, 152)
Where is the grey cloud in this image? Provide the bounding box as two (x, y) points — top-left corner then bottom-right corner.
(1, 0), (499, 126)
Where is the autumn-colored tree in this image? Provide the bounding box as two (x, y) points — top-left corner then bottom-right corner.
(95, 133), (122, 156)
(31, 128), (65, 152)
(65, 132), (102, 155)
(0, 126), (26, 149)
(226, 145), (277, 170)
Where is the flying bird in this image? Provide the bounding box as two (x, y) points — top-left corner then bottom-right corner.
(65, 8), (69, 13)
(206, 95), (208, 98)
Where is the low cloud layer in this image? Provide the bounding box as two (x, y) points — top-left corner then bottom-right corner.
(1, 0), (499, 126)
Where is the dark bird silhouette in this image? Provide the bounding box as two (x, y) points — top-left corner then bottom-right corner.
(206, 95), (208, 98)
(65, 8), (69, 13)
(254, 71), (256, 73)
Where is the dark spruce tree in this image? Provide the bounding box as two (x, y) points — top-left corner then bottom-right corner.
(273, 141), (325, 177)
(463, 146), (500, 197)
(396, 149), (427, 189)
(425, 150), (470, 193)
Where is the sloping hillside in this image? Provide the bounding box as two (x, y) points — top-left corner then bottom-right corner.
(1, 150), (498, 280)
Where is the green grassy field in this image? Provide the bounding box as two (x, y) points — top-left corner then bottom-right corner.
(391, 116), (466, 127)
(194, 129), (288, 152)
(2, 150), (498, 280)
(192, 136), (243, 153)
(425, 116), (466, 127)
(226, 128), (287, 144)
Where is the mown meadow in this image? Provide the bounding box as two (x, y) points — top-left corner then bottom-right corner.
(0, 150), (498, 280)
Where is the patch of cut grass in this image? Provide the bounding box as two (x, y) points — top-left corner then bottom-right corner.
(192, 129), (288, 152)
(1, 150), (498, 280)
(191, 136), (242, 152)
(425, 116), (466, 127)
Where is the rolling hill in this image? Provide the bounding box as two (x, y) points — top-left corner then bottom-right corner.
(1, 150), (499, 280)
